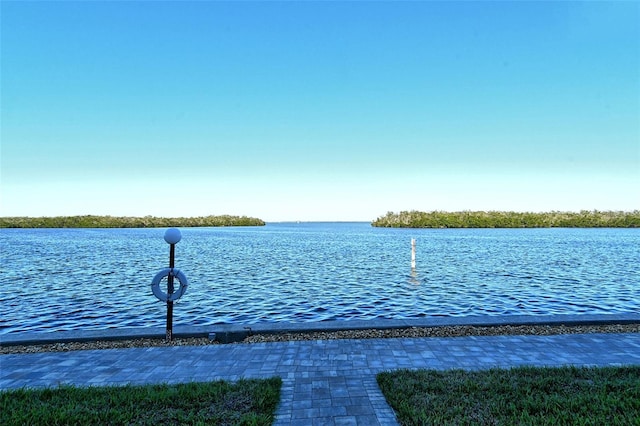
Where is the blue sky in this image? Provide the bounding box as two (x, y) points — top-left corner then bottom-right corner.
(2, 1), (638, 222)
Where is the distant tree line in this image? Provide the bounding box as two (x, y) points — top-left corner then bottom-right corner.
(0, 215), (266, 228)
(371, 210), (640, 228)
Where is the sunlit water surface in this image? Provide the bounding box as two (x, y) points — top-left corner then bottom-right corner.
(1, 223), (638, 334)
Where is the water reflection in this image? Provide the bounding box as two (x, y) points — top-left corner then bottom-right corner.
(409, 268), (420, 285)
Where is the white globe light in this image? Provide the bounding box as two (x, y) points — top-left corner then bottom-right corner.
(164, 228), (182, 244)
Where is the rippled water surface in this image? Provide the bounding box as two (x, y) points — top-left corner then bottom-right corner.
(1, 223), (638, 334)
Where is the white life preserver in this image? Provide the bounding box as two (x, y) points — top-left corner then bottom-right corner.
(151, 268), (189, 302)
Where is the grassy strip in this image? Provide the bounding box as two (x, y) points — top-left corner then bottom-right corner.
(0, 378), (281, 425)
(0, 214), (265, 228)
(377, 366), (640, 425)
(372, 210), (640, 228)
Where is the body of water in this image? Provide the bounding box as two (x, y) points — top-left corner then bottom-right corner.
(1, 223), (638, 334)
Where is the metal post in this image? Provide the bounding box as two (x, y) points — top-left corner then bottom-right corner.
(166, 243), (175, 341)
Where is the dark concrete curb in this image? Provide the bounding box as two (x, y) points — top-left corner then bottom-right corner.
(2, 313), (639, 346)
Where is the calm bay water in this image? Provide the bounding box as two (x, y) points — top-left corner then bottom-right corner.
(1, 223), (638, 334)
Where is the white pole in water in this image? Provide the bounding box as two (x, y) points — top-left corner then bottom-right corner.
(411, 238), (416, 270)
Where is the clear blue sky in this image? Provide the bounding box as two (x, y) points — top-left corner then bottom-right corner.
(1, 1), (638, 222)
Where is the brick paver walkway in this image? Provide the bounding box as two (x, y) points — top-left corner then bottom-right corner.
(2, 333), (639, 425)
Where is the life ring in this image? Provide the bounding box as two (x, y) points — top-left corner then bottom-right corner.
(151, 268), (189, 302)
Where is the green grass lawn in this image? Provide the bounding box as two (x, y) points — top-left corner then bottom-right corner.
(377, 366), (640, 425)
(0, 377), (281, 425)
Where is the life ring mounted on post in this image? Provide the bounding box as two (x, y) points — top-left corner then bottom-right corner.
(151, 268), (189, 302)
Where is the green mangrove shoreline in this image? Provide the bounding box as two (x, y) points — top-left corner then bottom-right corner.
(2, 210), (639, 229)
(372, 210), (640, 228)
(0, 215), (265, 228)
